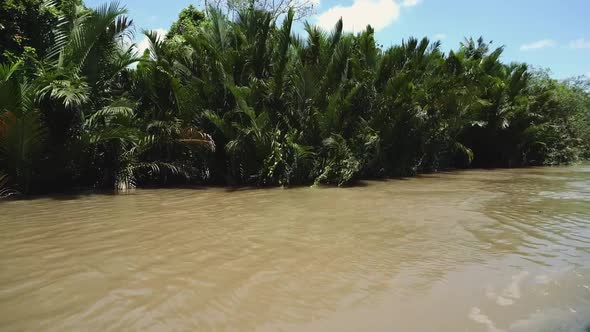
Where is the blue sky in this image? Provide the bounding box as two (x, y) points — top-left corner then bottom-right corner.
(86, 0), (590, 79)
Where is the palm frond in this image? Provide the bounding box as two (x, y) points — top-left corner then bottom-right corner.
(38, 78), (90, 109)
(0, 174), (17, 198)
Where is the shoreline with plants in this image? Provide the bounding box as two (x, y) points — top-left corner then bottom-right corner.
(1, 1), (589, 198)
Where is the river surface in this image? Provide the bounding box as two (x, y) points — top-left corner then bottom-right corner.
(1, 166), (590, 332)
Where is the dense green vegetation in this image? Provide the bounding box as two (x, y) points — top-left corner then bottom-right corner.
(1, 1), (589, 196)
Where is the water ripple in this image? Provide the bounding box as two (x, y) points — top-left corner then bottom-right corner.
(1, 165), (589, 331)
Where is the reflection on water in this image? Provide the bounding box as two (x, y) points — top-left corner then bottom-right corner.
(1, 166), (589, 332)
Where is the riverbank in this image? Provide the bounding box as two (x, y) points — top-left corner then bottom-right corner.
(2, 163), (586, 201)
(2, 1), (589, 197)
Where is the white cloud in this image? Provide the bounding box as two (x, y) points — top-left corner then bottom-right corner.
(135, 28), (167, 56)
(569, 38), (590, 49)
(316, 0), (402, 32)
(402, 0), (420, 7)
(433, 33), (447, 40)
(520, 39), (556, 51)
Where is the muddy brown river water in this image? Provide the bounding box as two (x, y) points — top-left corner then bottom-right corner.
(1, 166), (589, 331)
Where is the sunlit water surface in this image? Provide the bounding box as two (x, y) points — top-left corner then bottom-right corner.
(1, 166), (590, 331)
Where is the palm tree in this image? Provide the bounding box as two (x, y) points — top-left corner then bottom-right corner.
(0, 62), (46, 193)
